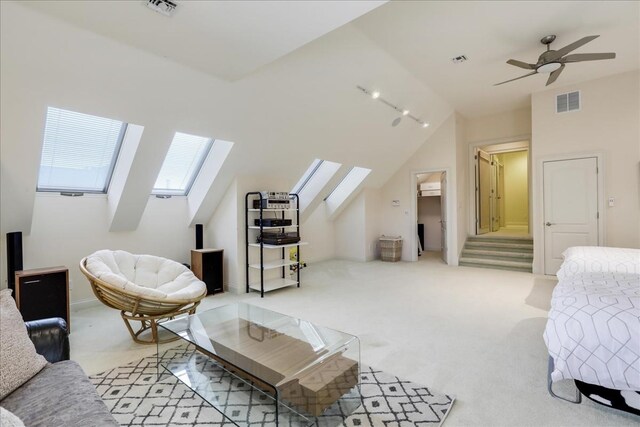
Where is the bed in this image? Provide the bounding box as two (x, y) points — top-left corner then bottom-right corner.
(543, 246), (640, 416)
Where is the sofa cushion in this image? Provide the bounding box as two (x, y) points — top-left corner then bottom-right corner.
(0, 360), (118, 427)
(0, 289), (47, 400)
(0, 407), (25, 427)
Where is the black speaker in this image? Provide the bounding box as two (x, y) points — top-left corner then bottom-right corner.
(6, 231), (23, 292)
(195, 224), (203, 250)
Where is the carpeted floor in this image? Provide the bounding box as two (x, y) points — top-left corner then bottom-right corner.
(90, 345), (455, 426)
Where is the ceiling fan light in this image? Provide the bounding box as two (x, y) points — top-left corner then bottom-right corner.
(371, 91), (380, 99)
(537, 62), (562, 74)
(402, 109), (410, 116)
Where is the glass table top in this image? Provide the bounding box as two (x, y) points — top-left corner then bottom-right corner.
(157, 303), (361, 426)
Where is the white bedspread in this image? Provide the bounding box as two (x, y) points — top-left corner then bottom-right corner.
(544, 270), (640, 390)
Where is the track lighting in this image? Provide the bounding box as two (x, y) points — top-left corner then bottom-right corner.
(356, 86), (429, 129)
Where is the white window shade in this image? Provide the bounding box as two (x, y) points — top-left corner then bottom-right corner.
(153, 132), (213, 196)
(37, 107), (126, 193)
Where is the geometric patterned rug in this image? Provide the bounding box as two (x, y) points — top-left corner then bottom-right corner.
(89, 347), (455, 427)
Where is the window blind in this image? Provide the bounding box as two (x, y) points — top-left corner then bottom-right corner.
(153, 132), (213, 196)
(37, 107), (126, 193)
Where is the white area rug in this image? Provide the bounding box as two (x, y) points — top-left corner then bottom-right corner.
(90, 347), (454, 426)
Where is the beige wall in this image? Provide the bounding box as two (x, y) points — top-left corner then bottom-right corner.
(531, 70), (640, 273)
(499, 151), (528, 227)
(378, 114), (460, 263)
(465, 107), (531, 144)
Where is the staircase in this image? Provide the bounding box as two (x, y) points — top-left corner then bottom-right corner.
(459, 235), (533, 273)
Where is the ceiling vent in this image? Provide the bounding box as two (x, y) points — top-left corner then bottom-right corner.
(556, 91), (580, 113)
(452, 55), (468, 64)
(146, 0), (177, 17)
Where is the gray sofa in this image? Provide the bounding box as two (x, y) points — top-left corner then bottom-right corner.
(0, 318), (118, 427)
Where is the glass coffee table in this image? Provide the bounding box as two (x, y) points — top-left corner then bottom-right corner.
(157, 303), (361, 426)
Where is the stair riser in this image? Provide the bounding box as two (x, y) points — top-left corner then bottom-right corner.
(461, 252), (533, 262)
(465, 242), (533, 251)
(459, 256), (531, 268)
(467, 237), (533, 244)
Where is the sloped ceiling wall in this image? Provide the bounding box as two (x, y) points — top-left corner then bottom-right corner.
(0, 1), (453, 235)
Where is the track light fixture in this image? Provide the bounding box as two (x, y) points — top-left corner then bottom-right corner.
(356, 86), (429, 129)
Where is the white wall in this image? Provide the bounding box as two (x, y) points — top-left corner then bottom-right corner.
(378, 114), (460, 263)
(13, 195), (192, 306)
(531, 71), (640, 273)
(335, 192), (366, 261)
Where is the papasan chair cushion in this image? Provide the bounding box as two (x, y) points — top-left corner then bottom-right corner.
(85, 250), (206, 301)
(81, 250), (207, 344)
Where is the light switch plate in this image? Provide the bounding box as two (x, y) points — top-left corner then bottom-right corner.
(608, 197), (615, 207)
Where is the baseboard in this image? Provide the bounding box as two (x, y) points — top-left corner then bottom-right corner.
(70, 297), (102, 313)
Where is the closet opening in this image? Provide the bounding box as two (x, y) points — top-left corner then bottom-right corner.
(416, 171), (447, 263)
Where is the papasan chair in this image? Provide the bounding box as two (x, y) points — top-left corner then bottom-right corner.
(80, 250), (207, 344)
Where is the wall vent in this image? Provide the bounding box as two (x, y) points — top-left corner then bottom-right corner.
(556, 91), (580, 113)
(146, 0), (177, 17)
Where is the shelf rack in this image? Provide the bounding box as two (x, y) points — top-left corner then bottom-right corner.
(245, 192), (303, 297)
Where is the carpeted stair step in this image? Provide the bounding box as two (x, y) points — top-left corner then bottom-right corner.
(465, 241), (533, 251)
(461, 248), (533, 261)
(459, 256), (533, 273)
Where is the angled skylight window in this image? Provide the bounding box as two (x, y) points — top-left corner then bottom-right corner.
(153, 132), (214, 196)
(325, 166), (371, 215)
(291, 158), (341, 211)
(37, 107), (127, 193)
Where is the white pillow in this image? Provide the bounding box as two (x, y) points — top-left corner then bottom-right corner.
(0, 289), (48, 400)
(557, 246), (640, 279)
(0, 407), (25, 427)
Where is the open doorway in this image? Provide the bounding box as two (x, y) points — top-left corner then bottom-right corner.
(416, 171), (447, 262)
(474, 141), (530, 237)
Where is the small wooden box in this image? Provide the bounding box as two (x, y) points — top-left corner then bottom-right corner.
(15, 266), (70, 331)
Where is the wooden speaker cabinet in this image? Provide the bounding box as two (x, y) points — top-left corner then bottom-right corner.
(191, 249), (223, 295)
(15, 266), (70, 331)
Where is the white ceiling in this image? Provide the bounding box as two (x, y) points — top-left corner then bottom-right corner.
(22, 0), (387, 81)
(353, 1), (639, 117)
(24, 1), (639, 118)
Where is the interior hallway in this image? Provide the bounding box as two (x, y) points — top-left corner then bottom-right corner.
(70, 254), (636, 426)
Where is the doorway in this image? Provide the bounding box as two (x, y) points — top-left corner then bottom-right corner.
(416, 171), (447, 263)
(474, 142), (530, 237)
(543, 156), (599, 274)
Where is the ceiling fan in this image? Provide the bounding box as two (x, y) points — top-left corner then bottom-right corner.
(495, 35), (616, 86)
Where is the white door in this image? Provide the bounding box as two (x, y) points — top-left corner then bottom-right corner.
(476, 149), (491, 234)
(440, 172), (448, 263)
(543, 157), (599, 275)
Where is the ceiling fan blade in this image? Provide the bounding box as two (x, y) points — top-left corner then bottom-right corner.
(546, 64), (565, 86)
(506, 59), (535, 69)
(494, 71), (538, 86)
(550, 35), (599, 60)
(562, 52), (616, 63)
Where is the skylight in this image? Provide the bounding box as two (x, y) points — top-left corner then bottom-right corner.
(37, 107), (126, 193)
(291, 158), (341, 211)
(325, 166), (371, 213)
(153, 132), (213, 196)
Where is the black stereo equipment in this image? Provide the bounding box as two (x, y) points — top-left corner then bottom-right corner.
(253, 198), (291, 209)
(254, 219), (293, 227)
(6, 231), (23, 293)
(260, 191), (289, 200)
(258, 232), (300, 245)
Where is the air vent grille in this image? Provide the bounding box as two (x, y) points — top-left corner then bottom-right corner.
(146, 0), (176, 17)
(556, 91), (580, 113)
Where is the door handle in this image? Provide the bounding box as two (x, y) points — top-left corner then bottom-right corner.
(545, 222), (555, 226)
